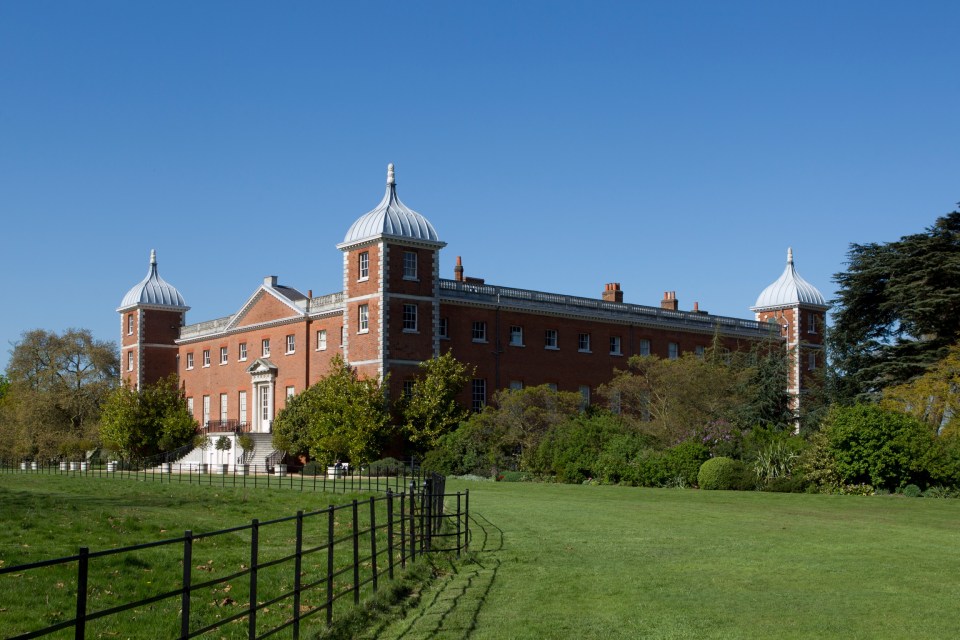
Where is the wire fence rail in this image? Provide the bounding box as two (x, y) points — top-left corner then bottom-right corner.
(0, 459), (428, 495)
(0, 474), (468, 639)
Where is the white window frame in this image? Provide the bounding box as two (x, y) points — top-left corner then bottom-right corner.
(358, 304), (369, 333)
(509, 325), (524, 347)
(317, 329), (327, 351)
(808, 351), (817, 371)
(610, 336), (622, 356)
(668, 342), (679, 360)
(579, 385), (590, 408)
(220, 346), (228, 365)
(403, 379), (415, 398)
(203, 349), (211, 367)
(127, 313), (134, 335)
(202, 395), (211, 426)
(262, 338), (270, 357)
(127, 351), (133, 372)
(286, 385), (295, 400)
(639, 339), (651, 356)
(238, 390), (247, 425)
(545, 329), (559, 350)
(808, 312), (818, 334)
(187, 397), (194, 417)
(220, 393), (228, 421)
(286, 334), (296, 354)
(403, 304), (418, 332)
(472, 321), (487, 343)
(509, 380), (524, 391)
(439, 318), (449, 339)
(403, 250), (418, 280)
(186, 352), (194, 370)
(358, 251), (369, 280)
(695, 345), (705, 359)
(578, 333), (591, 353)
(239, 342), (247, 361)
(471, 378), (486, 412)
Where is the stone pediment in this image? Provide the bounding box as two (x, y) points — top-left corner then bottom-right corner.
(227, 287), (304, 330)
(246, 358), (278, 376)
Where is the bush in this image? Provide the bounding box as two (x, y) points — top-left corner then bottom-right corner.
(697, 457), (747, 490)
(902, 484), (922, 498)
(499, 471), (532, 482)
(301, 460), (323, 476)
(364, 457), (405, 476)
(923, 485), (959, 498)
(762, 475), (807, 493)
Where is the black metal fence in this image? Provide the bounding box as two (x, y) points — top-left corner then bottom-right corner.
(0, 475), (467, 639)
(0, 459), (426, 496)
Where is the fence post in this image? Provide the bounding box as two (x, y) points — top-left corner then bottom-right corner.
(181, 531), (193, 639)
(399, 490), (406, 569)
(369, 497), (378, 594)
(326, 506), (335, 626)
(293, 510), (303, 640)
(408, 481), (416, 562)
(249, 519), (259, 640)
(465, 489), (470, 551)
(456, 492), (462, 557)
(76, 547), (89, 640)
(422, 478), (431, 554)
(352, 500), (360, 605)
(387, 490), (395, 579)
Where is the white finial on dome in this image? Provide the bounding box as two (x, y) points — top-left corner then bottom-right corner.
(787, 247), (794, 265)
(751, 247), (827, 311)
(118, 249), (189, 311)
(150, 249), (157, 266)
(387, 163), (395, 185)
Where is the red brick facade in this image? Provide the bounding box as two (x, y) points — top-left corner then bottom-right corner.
(121, 167), (825, 433)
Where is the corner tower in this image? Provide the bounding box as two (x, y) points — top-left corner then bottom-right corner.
(118, 250), (189, 389)
(337, 164), (446, 397)
(751, 248), (828, 415)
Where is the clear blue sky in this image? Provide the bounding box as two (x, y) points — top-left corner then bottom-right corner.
(2, 1), (958, 372)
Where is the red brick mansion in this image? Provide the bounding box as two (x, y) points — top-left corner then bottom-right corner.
(118, 165), (827, 464)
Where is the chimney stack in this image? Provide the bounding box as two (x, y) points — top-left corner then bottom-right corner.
(454, 256), (464, 282)
(602, 282), (624, 303)
(661, 291), (679, 311)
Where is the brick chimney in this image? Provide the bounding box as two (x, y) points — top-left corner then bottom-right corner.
(692, 301), (708, 315)
(661, 291), (678, 311)
(602, 282), (623, 303)
(454, 256), (464, 282)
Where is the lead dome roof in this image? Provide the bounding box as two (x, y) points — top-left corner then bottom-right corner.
(338, 164), (444, 249)
(751, 248), (827, 311)
(118, 250), (189, 311)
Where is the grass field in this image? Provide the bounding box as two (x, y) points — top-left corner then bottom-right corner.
(3, 475), (960, 639)
(367, 479), (960, 639)
(0, 473), (425, 639)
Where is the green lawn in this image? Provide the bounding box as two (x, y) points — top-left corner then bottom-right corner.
(365, 480), (960, 640)
(3, 474), (960, 639)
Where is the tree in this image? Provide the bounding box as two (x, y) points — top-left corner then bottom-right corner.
(490, 384), (582, 466)
(99, 375), (197, 459)
(1, 329), (119, 460)
(881, 342), (960, 436)
(272, 355), (390, 465)
(831, 209), (960, 401)
(399, 352), (472, 450)
(821, 404), (934, 491)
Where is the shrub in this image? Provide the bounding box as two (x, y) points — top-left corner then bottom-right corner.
(302, 460), (323, 476)
(902, 484), (922, 498)
(762, 475), (807, 493)
(697, 457), (746, 490)
(364, 457), (405, 476)
(500, 471), (532, 482)
(822, 404), (934, 491)
(923, 485), (959, 498)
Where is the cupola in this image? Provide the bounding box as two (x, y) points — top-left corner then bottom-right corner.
(751, 248), (827, 311)
(338, 164), (445, 250)
(118, 250), (189, 311)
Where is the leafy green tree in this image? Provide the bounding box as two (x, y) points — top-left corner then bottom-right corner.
(99, 375), (197, 459)
(831, 209), (960, 401)
(491, 384), (582, 467)
(1, 328), (119, 460)
(822, 404), (934, 490)
(272, 355), (390, 465)
(881, 342), (960, 435)
(399, 352), (472, 450)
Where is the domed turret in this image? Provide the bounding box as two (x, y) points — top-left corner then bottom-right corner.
(338, 164), (444, 249)
(118, 250), (189, 311)
(751, 248), (826, 311)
